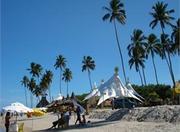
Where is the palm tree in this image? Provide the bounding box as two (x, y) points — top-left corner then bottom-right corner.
(82, 56), (96, 90)
(150, 1), (176, 88)
(127, 29), (147, 85)
(44, 70), (53, 102)
(27, 62), (43, 78)
(21, 76), (29, 106)
(145, 33), (161, 84)
(33, 85), (42, 101)
(62, 68), (72, 97)
(128, 48), (145, 86)
(160, 34), (176, 87)
(150, 1), (175, 34)
(54, 55), (67, 94)
(102, 0), (127, 83)
(171, 18), (180, 55)
(27, 62), (43, 107)
(28, 78), (36, 107)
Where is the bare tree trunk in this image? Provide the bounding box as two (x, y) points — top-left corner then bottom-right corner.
(113, 20), (127, 83)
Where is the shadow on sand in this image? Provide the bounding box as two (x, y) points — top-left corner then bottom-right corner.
(34, 120), (116, 132)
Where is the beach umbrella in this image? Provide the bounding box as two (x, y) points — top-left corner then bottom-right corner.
(2, 102), (33, 113)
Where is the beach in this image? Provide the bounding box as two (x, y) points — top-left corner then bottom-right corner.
(0, 107), (180, 132)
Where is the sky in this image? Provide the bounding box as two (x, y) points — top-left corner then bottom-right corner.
(1, 0), (180, 108)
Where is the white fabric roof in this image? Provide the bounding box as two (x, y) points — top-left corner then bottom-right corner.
(126, 82), (144, 100)
(54, 93), (63, 101)
(84, 74), (143, 105)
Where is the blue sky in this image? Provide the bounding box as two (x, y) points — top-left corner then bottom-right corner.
(1, 0), (180, 108)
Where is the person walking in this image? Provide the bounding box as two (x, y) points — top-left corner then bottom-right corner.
(75, 106), (81, 125)
(5, 112), (11, 132)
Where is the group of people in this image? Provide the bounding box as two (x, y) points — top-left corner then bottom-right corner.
(51, 106), (87, 129)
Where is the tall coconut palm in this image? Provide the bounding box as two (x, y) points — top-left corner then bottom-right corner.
(27, 62), (43, 78)
(128, 48), (145, 86)
(160, 34), (176, 86)
(171, 18), (180, 55)
(150, 1), (175, 34)
(82, 56), (96, 90)
(102, 0), (127, 83)
(54, 55), (67, 94)
(150, 1), (176, 88)
(33, 85), (42, 101)
(127, 29), (147, 85)
(62, 68), (72, 97)
(21, 76), (29, 106)
(44, 70), (53, 102)
(145, 33), (161, 84)
(27, 62), (43, 107)
(28, 78), (36, 107)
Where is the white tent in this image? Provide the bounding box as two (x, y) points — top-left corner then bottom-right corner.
(83, 83), (100, 101)
(84, 74), (143, 105)
(2, 102), (33, 113)
(54, 93), (63, 101)
(126, 82), (144, 100)
(97, 74), (143, 105)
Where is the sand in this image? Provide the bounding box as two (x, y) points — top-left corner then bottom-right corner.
(0, 112), (180, 132)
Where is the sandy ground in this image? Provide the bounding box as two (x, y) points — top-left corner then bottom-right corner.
(0, 113), (180, 132)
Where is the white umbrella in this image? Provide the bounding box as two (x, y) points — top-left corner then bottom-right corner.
(2, 102), (33, 113)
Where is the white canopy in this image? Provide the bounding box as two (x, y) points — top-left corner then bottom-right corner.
(2, 102), (33, 113)
(54, 93), (63, 101)
(84, 74), (143, 105)
(83, 83), (100, 101)
(126, 82), (144, 100)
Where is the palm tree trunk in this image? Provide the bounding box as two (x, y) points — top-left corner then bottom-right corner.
(60, 70), (62, 94)
(142, 67), (147, 85)
(161, 26), (176, 102)
(67, 82), (69, 97)
(30, 92), (33, 108)
(24, 88), (28, 106)
(88, 69), (93, 90)
(48, 87), (51, 102)
(138, 70), (144, 86)
(167, 51), (176, 87)
(113, 20), (127, 83)
(161, 25), (174, 85)
(151, 53), (159, 84)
